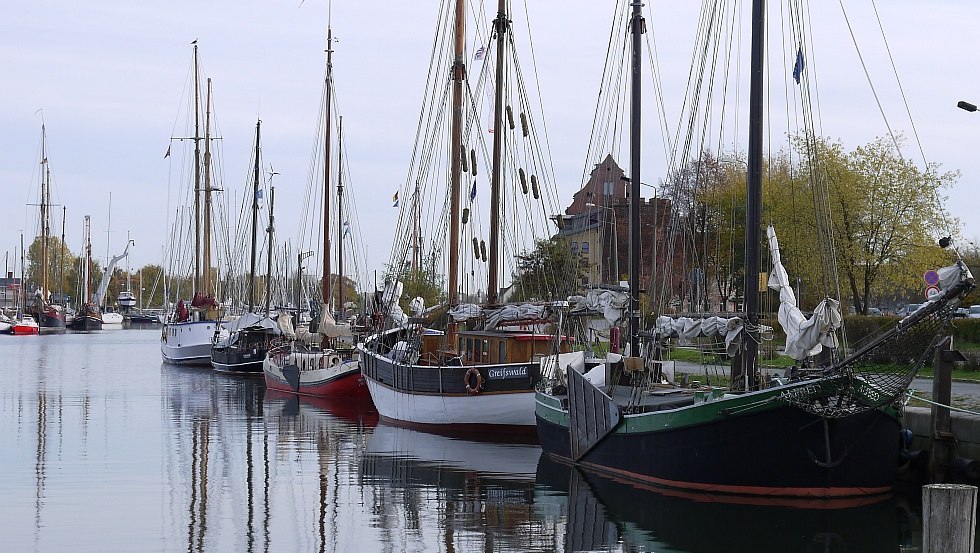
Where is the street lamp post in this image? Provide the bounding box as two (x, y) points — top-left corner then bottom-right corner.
(585, 203), (618, 284)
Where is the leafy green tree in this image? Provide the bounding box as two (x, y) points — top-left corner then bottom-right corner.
(509, 237), (586, 302)
(783, 135), (955, 314)
(26, 235), (80, 299)
(661, 151), (747, 312)
(130, 264), (162, 309)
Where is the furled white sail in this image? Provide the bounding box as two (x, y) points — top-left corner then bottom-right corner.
(318, 305), (352, 339)
(276, 312), (296, 340)
(567, 288), (629, 326)
(766, 225), (841, 360)
(382, 279), (409, 327)
(655, 315), (745, 356)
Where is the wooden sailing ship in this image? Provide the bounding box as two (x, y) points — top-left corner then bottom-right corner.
(533, 1), (975, 498)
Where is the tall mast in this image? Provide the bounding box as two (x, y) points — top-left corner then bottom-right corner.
(104, 193), (111, 310)
(447, 0), (465, 306)
(249, 119), (261, 312)
(336, 117), (346, 314)
(40, 124), (49, 302)
(487, 0), (509, 305)
(202, 78), (214, 298)
(265, 185), (275, 316)
(125, 231), (132, 294)
(322, 28), (334, 311)
(83, 215), (91, 305)
(60, 206), (66, 303)
(192, 44), (202, 295)
(20, 233), (25, 314)
(628, 2), (644, 354)
(739, 0), (765, 389)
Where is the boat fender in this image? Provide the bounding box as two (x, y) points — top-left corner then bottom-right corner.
(464, 368), (484, 395)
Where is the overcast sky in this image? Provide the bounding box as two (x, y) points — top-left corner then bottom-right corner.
(3, 1), (979, 286)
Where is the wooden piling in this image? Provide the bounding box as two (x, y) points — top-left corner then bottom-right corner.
(931, 335), (968, 482)
(922, 483), (977, 553)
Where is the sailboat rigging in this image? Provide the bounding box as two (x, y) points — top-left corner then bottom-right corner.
(263, 28), (369, 398)
(161, 43), (222, 365)
(69, 216), (103, 331)
(211, 119), (281, 374)
(534, 0), (975, 498)
(31, 124), (66, 333)
(356, 0), (573, 432)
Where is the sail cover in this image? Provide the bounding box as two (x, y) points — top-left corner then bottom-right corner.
(382, 280), (409, 327)
(567, 288), (629, 326)
(318, 305), (353, 339)
(767, 225), (842, 360)
(655, 315), (745, 356)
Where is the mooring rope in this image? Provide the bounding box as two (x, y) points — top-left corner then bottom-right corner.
(906, 390), (980, 418)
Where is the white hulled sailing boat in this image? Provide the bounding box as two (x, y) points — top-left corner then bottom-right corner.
(356, 0), (573, 433)
(161, 43), (222, 365)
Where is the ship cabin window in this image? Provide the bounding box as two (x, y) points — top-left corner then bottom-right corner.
(570, 242), (579, 254)
(481, 339), (489, 362)
(581, 241), (589, 254)
(463, 337), (474, 362)
(498, 340), (506, 363)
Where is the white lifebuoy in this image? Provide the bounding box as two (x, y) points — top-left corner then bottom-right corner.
(464, 367), (484, 395)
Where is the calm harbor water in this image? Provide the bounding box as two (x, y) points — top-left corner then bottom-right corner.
(0, 327), (935, 552)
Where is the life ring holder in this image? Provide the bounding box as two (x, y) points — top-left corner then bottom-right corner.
(464, 367), (484, 395)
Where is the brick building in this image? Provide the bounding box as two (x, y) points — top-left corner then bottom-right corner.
(557, 155), (677, 301)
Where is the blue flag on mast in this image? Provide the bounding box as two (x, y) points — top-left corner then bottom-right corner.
(793, 47), (805, 84)
(469, 180), (476, 203)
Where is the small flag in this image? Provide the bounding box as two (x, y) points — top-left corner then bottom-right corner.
(392, 191), (399, 208)
(469, 180), (476, 203)
(793, 47), (804, 84)
(474, 46), (485, 61)
(342, 220), (350, 238)
(164, 145), (171, 159)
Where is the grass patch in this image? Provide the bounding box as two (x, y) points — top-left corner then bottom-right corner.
(669, 345), (797, 368)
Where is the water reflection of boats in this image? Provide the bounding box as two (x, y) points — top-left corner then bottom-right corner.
(536, 455), (916, 553)
(264, 387), (377, 428)
(360, 424), (556, 551)
(161, 363), (269, 553)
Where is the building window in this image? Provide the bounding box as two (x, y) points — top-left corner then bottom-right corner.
(581, 241), (590, 253)
(570, 242), (579, 254)
(603, 180), (615, 196)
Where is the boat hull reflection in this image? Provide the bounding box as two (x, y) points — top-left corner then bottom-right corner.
(535, 455), (915, 553)
(360, 423), (556, 551)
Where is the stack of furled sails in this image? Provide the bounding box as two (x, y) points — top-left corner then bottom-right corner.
(653, 225), (841, 360)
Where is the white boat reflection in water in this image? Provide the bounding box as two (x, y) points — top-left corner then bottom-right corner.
(361, 423), (555, 552)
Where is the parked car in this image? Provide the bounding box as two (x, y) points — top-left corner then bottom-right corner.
(898, 303), (923, 317)
(969, 305), (980, 319)
(867, 307), (882, 316)
(956, 307), (969, 318)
